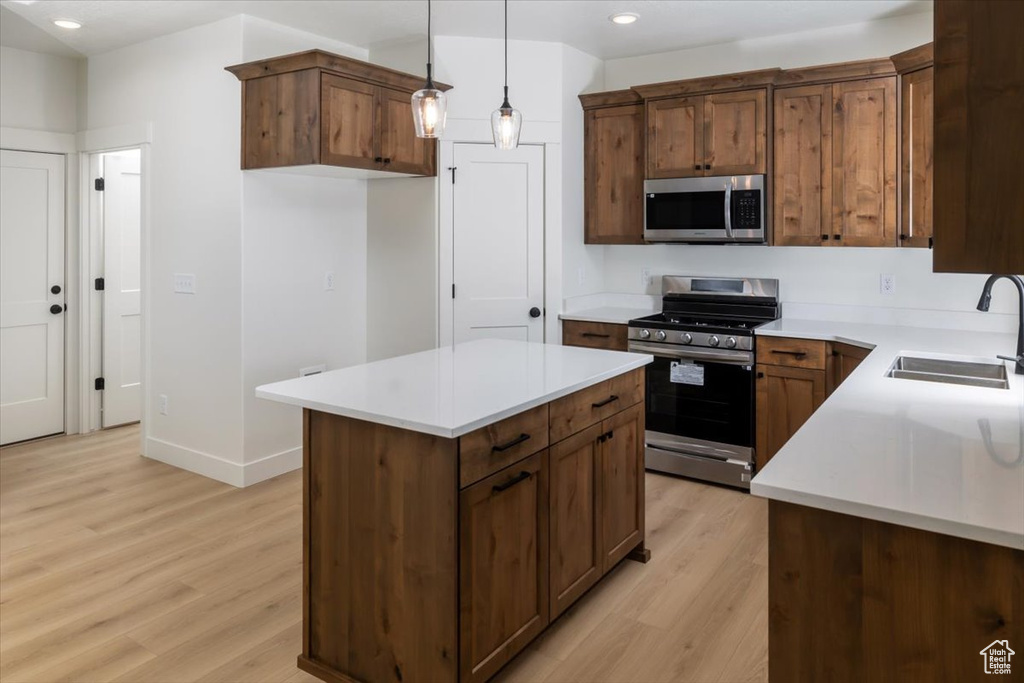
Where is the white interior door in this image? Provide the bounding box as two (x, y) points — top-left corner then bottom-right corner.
(100, 151), (142, 427)
(452, 143), (544, 344)
(0, 150), (65, 445)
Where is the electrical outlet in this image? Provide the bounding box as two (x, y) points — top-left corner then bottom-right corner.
(158, 394), (169, 415)
(641, 268), (652, 290)
(880, 273), (896, 296)
(299, 364), (327, 377)
(324, 271), (335, 291)
(173, 273), (196, 294)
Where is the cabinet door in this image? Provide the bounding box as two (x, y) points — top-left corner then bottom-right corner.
(828, 342), (872, 395)
(773, 85), (832, 246)
(704, 89), (767, 175)
(598, 403), (644, 574)
(549, 425), (602, 619)
(320, 74), (380, 170)
(647, 96), (704, 179)
(459, 452), (549, 683)
(379, 86), (436, 176)
(831, 77), (897, 247)
(755, 364), (826, 470)
(900, 67), (933, 248)
(584, 104), (644, 244)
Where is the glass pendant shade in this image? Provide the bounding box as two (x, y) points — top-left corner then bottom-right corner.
(491, 100), (522, 150)
(412, 86), (447, 138)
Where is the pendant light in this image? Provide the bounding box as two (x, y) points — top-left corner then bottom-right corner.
(412, 0), (447, 138)
(491, 0), (522, 149)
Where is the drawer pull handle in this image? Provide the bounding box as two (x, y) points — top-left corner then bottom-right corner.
(581, 332), (611, 339)
(598, 430), (615, 443)
(492, 471), (531, 493)
(592, 394), (619, 408)
(492, 433), (531, 453)
(771, 350), (807, 359)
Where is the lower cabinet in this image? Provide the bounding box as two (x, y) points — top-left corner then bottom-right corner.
(598, 403), (645, 572)
(459, 452), (549, 683)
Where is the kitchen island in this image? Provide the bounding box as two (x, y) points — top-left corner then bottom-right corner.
(751, 320), (1024, 682)
(257, 339), (653, 683)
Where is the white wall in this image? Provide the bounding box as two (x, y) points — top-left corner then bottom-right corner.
(0, 46), (79, 133)
(589, 11), (1018, 328)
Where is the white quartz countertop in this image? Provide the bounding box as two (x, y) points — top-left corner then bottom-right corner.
(559, 307), (657, 325)
(256, 339), (653, 439)
(751, 319), (1024, 550)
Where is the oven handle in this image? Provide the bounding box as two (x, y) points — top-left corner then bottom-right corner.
(628, 341), (753, 365)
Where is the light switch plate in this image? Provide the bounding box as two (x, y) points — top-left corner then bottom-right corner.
(174, 273), (196, 294)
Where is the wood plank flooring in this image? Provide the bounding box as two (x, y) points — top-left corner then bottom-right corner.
(1, 425), (767, 683)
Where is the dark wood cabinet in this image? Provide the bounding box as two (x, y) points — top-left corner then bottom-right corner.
(647, 90), (767, 179)
(933, 0), (1024, 274)
(459, 452), (549, 683)
(227, 49), (447, 177)
(831, 77), (898, 247)
(829, 342), (871, 395)
(581, 91), (645, 244)
(561, 319), (628, 351)
(773, 84), (832, 246)
(755, 363), (826, 471)
(598, 403), (645, 573)
(549, 425), (602, 619)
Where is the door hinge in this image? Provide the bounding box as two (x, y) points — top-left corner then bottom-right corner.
(94, 177), (105, 192)
(95, 377), (105, 391)
(94, 277), (105, 291)
(448, 166), (456, 184)
(452, 283), (456, 299)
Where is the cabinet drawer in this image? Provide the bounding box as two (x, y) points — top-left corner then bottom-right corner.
(757, 337), (828, 370)
(549, 369), (644, 444)
(562, 320), (628, 351)
(459, 404), (549, 488)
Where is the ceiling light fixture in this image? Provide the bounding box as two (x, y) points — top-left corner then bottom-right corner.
(491, 0), (522, 150)
(412, 0), (447, 138)
(609, 12), (639, 25)
(53, 19), (82, 29)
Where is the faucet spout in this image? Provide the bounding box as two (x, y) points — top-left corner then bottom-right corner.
(977, 274), (1024, 375)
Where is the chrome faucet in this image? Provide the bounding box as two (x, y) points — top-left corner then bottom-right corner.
(977, 274), (1024, 375)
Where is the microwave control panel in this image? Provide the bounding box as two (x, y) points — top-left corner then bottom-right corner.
(731, 190), (762, 230)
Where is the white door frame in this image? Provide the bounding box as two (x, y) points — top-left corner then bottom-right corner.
(77, 124), (153, 447)
(437, 137), (562, 348)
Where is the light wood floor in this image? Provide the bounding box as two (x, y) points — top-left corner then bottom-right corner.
(1, 425), (767, 683)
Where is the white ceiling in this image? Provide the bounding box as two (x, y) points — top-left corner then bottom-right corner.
(1, 0), (932, 61)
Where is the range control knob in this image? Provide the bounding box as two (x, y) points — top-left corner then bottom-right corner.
(639, 329), (651, 339)
(680, 332), (693, 345)
(655, 330), (667, 341)
(708, 335), (720, 347)
(725, 337), (738, 349)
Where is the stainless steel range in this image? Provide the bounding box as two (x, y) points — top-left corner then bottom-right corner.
(628, 276), (780, 489)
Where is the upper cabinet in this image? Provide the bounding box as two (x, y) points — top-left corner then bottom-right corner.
(933, 0), (1024, 274)
(892, 43), (934, 249)
(773, 84), (832, 246)
(226, 50), (451, 177)
(645, 95), (704, 178)
(580, 91), (645, 244)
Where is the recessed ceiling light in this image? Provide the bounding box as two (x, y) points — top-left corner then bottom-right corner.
(609, 12), (639, 25)
(12, 1), (38, 5)
(53, 19), (82, 30)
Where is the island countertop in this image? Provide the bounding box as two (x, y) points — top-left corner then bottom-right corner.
(751, 319), (1024, 550)
(256, 338), (653, 438)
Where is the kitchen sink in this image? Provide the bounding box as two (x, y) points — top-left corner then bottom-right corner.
(887, 355), (1010, 390)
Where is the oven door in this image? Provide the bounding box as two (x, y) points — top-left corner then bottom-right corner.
(644, 177), (730, 242)
(629, 342), (754, 449)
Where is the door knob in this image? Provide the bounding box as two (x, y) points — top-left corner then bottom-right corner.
(529, 307), (541, 318)
(51, 285), (61, 294)
(50, 304), (63, 315)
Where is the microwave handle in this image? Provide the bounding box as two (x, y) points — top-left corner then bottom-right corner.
(723, 182), (733, 240)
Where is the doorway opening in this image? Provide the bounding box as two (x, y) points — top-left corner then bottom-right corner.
(87, 148), (142, 430)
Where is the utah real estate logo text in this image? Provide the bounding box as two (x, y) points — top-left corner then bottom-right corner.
(980, 640), (1015, 675)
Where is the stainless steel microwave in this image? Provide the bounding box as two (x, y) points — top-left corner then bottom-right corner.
(643, 175), (766, 244)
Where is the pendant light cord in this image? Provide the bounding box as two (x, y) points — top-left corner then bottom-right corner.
(426, 0), (433, 86)
(503, 0), (509, 105)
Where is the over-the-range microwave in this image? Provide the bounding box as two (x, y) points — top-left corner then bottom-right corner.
(643, 174), (766, 244)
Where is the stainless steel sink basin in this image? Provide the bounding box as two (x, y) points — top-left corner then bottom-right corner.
(887, 355), (1010, 390)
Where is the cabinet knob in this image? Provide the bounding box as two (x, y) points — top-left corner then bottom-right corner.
(704, 164), (711, 170)
(821, 234), (829, 241)
(374, 156), (383, 163)
(694, 165), (701, 171)
(756, 372), (764, 379)
(833, 234), (842, 240)
(382, 158), (391, 165)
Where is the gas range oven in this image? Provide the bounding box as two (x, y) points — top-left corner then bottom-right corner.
(628, 276), (780, 489)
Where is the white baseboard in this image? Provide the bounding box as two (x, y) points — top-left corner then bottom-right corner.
(144, 438), (302, 488)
